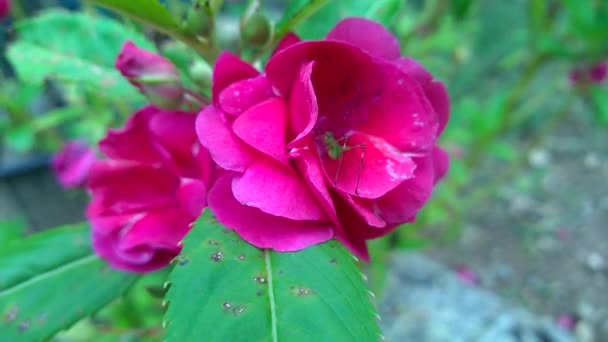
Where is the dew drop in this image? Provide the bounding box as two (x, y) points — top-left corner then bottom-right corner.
(330, 258), (337, 264)
(17, 319), (31, 332)
(234, 306), (246, 315)
(254, 276), (267, 284)
(210, 251), (224, 262)
(208, 240), (218, 246)
(3, 306), (19, 323)
(175, 255), (189, 266)
(238, 255), (246, 261)
(223, 302), (232, 310)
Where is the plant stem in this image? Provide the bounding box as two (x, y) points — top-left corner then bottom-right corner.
(274, 0), (330, 43)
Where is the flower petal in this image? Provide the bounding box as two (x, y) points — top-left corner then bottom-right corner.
(287, 62), (318, 148)
(148, 110), (200, 176)
(271, 32), (301, 57)
(232, 161), (325, 221)
(209, 176), (333, 251)
(322, 133), (417, 199)
(87, 160), (179, 215)
(177, 178), (207, 218)
(232, 98), (289, 164)
(196, 106), (255, 172)
(212, 51), (260, 103)
(432, 147), (450, 184)
(219, 75), (274, 116)
(326, 17), (400, 60)
(99, 106), (171, 166)
(371, 154), (436, 225)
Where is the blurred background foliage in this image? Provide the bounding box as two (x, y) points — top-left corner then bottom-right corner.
(1, 0), (607, 340)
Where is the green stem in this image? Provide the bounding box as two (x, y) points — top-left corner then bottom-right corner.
(274, 0), (330, 42)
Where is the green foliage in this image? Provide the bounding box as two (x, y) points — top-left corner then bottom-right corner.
(0, 224), (138, 341)
(7, 9), (153, 102)
(0, 219), (27, 248)
(166, 211), (380, 341)
(87, 0), (183, 38)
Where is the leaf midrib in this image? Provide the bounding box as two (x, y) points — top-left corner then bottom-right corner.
(0, 254), (97, 297)
(264, 249), (278, 342)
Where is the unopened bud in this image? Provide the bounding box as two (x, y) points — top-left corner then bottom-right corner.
(189, 60), (213, 90)
(241, 13), (273, 48)
(183, 0), (214, 37)
(115, 41), (184, 109)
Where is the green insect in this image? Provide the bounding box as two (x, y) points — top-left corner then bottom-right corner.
(322, 132), (366, 196)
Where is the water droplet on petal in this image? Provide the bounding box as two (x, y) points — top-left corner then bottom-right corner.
(210, 251), (224, 262)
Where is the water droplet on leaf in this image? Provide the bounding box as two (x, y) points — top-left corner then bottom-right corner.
(210, 251), (224, 262)
(223, 302), (232, 310)
(254, 276), (267, 284)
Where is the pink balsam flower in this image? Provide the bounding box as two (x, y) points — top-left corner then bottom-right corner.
(197, 17), (450, 259)
(87, 106), (214, 273)
(52, 140), (96, 188)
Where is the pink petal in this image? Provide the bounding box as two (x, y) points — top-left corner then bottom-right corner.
(232, 98), (289, 164)
(209, 176), (333, 251)
(177, 178), (207, 218)
(287, 62), (318, 148)
(232, 160), (325, 221)
(370, 154), (436, 225)
(327, 17), (400, 60)
(271, 32), (301, 57)
(397, 58), (450, 135)
(212, 51), (260, 103)
(99, 106), (172, 166)
(148, 110), (200, 176)
(290, 147), (338, 222)
(432, 147), (450, 184)
(52, 140), (96, 188)
(219, 75), (274, 116)
(196, 106), (255, 172)
(322, 133), (417, 199)
(355, 64), (439, 152)
(267, 40), (372, 98)
(87, 160), (179, 215)
(119, 208), (191, 252)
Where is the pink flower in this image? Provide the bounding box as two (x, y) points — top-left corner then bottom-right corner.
(196, 18), (449, 259)
(87, 106), (214, 273)
(115, 41), (184, 108)
(589, 62), (607, 83)
(0, 0), (10, 19)
(455, 265), (479, 285)
(52, 140), (96, 188)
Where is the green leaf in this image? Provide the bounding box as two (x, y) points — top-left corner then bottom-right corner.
(590, 86), (608, 125)
(87, 0), (182, 37)
(166, 211), (380, 341)
(0, 218), (27, 248)
(0, 224), (138, 341)
(7, 9), (153, 101)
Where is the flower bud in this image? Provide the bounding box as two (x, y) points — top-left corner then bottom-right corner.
(189, 60), (213, 90)
(240, 12), (273, 48)
(0, 0), (11, 19)
(115, 41), (184, 109)
(183, 0), (214, 37)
